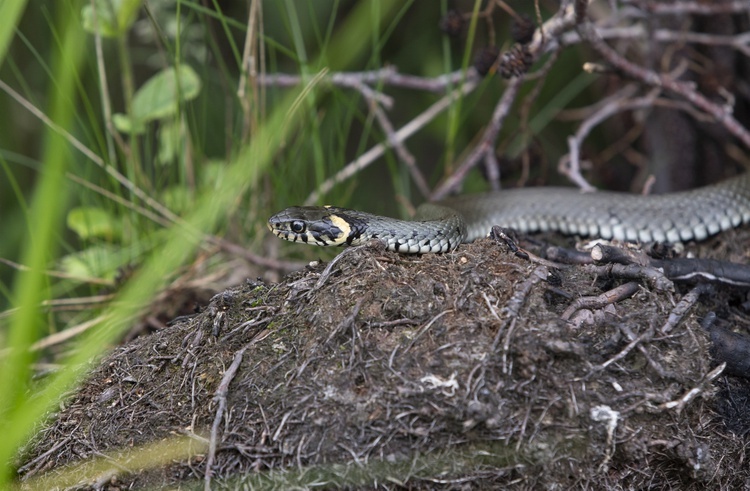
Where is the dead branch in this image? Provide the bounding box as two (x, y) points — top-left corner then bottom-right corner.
(562, 281), (640, 320)
(588, 323), (655, 373)
(205, 346), (247, 490)
(658, 363), (726, 415)
(578, 23), (750, 150)
(661, 284), (713, 334)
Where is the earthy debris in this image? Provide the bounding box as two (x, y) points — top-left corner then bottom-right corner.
(17, 230), (750, 489)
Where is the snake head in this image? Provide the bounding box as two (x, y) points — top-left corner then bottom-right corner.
(267, 206), (362, 247)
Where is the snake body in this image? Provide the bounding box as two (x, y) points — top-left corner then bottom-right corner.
(268, 173), (750, 254)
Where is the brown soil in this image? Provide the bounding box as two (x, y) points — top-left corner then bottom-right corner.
(17, 231), (750, 490)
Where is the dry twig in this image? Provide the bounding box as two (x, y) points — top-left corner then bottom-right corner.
(562, 281), (640, 321)
(205, 346), (247, 490)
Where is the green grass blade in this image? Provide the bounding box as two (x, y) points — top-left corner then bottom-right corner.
(0, 5), (85, 483)
(0, 0), (28, 67)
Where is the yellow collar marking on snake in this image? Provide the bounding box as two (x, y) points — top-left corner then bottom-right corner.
(326, 213), (352, 246)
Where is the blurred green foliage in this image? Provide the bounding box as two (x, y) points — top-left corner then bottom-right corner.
(0, 0), (595, 293)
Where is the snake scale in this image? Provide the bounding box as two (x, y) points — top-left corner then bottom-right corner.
(268, 173), (750, 254)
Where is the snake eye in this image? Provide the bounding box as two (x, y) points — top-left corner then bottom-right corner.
(290, 221), (306, 234)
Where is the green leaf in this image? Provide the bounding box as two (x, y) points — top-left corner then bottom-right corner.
(112, 112), (145, 134)
(115, 66), (202, 135)
(60, 244), (128, 282)
(81, 0), (142, 38)
(67, 207), (120, 241)
(129, 65), (201, 129)
(157, 121), (181, 166)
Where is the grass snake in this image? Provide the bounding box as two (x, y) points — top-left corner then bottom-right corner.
(268, 173), (750, 254)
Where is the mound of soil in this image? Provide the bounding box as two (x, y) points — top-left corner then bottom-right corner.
(17, 233), (750, 489)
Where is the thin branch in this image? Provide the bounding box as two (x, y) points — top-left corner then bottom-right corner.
(258, 67), (472, 94)
(580, 23), (750, 150)
(658, 363), (726, 415)
(661, 284), (712, 334)
(370, 100), (431, 199)
(560, 26), (750, 58)
(209, 237), (304, 272)
(305, 79), (478, 205)
(588, 323), (654, 373)
(0, 258), (113, 288)
(622, 0), (750, 15)
(66, 173), (172, 228)
(562, 282), (641, 321)
(431, 77), (522, 200)
(562, 90), (660, 190)
(205, 346), (247, 490)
